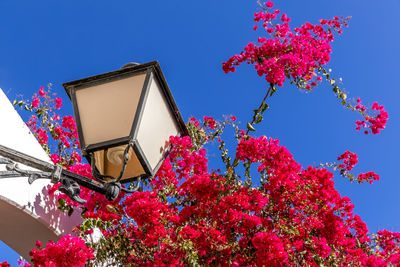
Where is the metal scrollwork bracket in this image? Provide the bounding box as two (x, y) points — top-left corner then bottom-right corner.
(0, 144), (111, 203)
(3, 161), (53, 184)
(0, 158), (85, 203)
(58, 178), (85, 204)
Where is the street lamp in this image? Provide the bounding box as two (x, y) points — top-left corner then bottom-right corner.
(0, 61), (187, 202)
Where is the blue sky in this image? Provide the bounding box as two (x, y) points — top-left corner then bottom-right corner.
(0, 0), (399, 263)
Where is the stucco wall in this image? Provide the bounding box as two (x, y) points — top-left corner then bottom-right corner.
(0, 89), (82, 260)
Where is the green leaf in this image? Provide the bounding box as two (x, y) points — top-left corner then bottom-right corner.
(58, 198), (66, 206)
(261, 103), (269, 112)
(333, 85), (339, 94)
(232, 158), (239, 167)
(247, 123), (256, 132)
(255, 115), (263, 124)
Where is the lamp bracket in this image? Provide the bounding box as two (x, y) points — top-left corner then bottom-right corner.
(0, 157), (84, 203)
(58, 178), (85, 204)
(104, 182), (121, 201)
(0, 144), (110, 203)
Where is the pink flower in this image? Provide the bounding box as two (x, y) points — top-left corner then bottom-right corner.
(32, 97), (39, 108)
(71, 152), (82, 163)
(38, 86), (46, 97)
(337, 151), (358, 171)
(354, 101), (388, 134)
(37, 129), (48, 145)
(55, 97), (62, 109)
(189, 117), (200, 128)
(35, 240), (42, 247)
(50, 154), (60, 164)
(320, 19), (328, 25)
(203, 116), (216, 129)
(281, 13), (290, 22)
(265, 1), (274, 8)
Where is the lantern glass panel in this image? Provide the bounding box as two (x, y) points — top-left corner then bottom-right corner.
(136, 76), (180, 170)
(75, 73), (146, 146)
(93, 145), (146, 180)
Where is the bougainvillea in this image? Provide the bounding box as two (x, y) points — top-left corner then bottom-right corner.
(222, 1), (388, 135)
(4, 1), (397, 266)
(29, 235), (94, 267)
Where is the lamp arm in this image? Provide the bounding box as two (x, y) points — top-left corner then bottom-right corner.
(0, 144), (111, 203)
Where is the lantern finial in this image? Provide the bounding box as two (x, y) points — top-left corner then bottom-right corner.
(121, 62), (140, 69)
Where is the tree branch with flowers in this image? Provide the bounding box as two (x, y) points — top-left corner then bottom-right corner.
(0, 1), (396, 266)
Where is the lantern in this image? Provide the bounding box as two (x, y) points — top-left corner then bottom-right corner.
(63, 61), (187, 184)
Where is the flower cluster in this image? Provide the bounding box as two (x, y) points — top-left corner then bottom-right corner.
(29, 235), (94, 267)
(355, 99), (389, 135)
(203, 116), (216, 130)
(16, 85), (80, 166)
(252, 232), (289, 266)
(357, 171), (380, 184)
(15, 101), (398, 266)
(329, 151), (380, 184)
(223, 1), (349, 89)
(222, 1), (388, 136)
(337, 150), (358, 171)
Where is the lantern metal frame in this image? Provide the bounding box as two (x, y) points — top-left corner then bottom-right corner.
(63, 61), (188, 184)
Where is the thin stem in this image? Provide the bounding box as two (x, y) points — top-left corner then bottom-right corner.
(227, 83), (275, 184)
(246, 83), (274, 135)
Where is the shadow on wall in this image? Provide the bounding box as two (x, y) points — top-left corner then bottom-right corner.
(0, 184), (82, 260)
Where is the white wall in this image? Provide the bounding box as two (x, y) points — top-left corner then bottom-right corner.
(0, 89), (82, 260)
